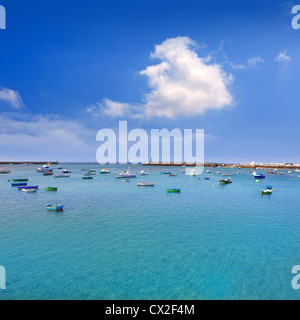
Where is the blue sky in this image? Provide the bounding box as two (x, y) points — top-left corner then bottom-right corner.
(0, 0), (300, 163)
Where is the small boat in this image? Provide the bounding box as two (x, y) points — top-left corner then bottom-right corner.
(11, 183), (27, 187)
(261, 185), (273, 195)
(167, 189), (181, 193)
(12, 178), (28, 182)
(137, 183), (155, 187)
(252, 172), (265, 179)
(100, 169), (111, 174)
(256, 180), (262, 184)
(17, 186), (38, 190)
(54, 174), (70, 178)
(43, 171), (53, 176)
(45, 187), (57, 191)
(204, 178), (210, 180)
(288, 171), (292, 174)
(116, 167), (136, 178)
(169, 174), (177, 177)
(46, 204), (64, 211)
(161, 172), (172, 175)
(261, 189), (273, 195)
(217, 172), (221, 175)
(222, 174), (231, 177)
(36, 164), (52, 172)
(122, 179), (130, 182)
(58, 167), (63, 170)
(295, 169), (300, 173)
(181, 170), (186, 173)
(89, 170), (97, 173)
(22, 188), (37, 193)
(0, 168), (10, 174)
(140, 171), (149, 176)
(83, 176), (93, 180)
(62, 169), (71, 174)
(219, 179), (232, 185)
(206, 170), (211, 173)
(190, 169), (199, 177)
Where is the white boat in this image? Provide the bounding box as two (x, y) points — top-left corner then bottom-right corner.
(116, 167), (136, 178)
(190, 169), (198, 176)
(36, 164), (52, 173)
(0, 168), (10, 174)
(295, 169), (300, 173)
(100, 169), (111, 174)
(140, 171), (149, 176)
(22, 188), (37, 193)
(206, 170), (211, 173)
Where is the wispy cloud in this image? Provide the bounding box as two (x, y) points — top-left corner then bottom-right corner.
(88, 36), (234, 119)
(275, 50), (291, 63)
(0, 114), (94, 160)
(0, 87), (25, 109)
(224, 55), (265, 70)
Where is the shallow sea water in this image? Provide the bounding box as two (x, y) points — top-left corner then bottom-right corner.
(0, 164), (300, 300)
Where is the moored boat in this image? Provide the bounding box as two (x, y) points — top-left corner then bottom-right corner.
(45, 187), (58, 191)
(161, 172), (172, 175)
(62, 169), (71, 174)
(219, 179), (232, 185)
(12, 178), (28, 182)
(83, 176), (93, 180)
(261, 185), (273, 195)
(11, 183), (27, 187)
(252, 172), (265, 179)
(36, 164), (52, 173)
(54, 174), (70, 178)
(116, 167), (136, 178)
(0, 168), (10, 174)
(43, 171), (53, 176)
(100, 169), (111, 174)
(17, 186), (38, 190)
(46, 204), (64, 211)
(22, 188), (37, 193)
(140, 171), (149, 176)
(169, 174), (177, 177)
(137, 183), (155, 187)
(167, 189), (181, 193)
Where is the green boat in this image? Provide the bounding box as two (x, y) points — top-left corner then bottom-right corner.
(167, 189), (181, 193)
(45, 187), (58, 191)
(83, 176), (93, 180)
(219, 179), (232, 185)
(12, 178), (28, 182)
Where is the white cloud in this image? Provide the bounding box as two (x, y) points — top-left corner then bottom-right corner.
(224, 55), (264, 70)
(275, 50), (291, 63)
(87, 99), (131, 117)
(0, 87), (25, 109)
(88, 36), (234, 119)
(247, 56), (265, 67)
(0, 114), (95, 160)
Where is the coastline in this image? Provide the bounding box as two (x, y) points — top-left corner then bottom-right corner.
(142, 162), (300, 170)
(1, 161), (300, 170)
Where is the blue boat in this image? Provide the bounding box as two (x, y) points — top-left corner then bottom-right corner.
(11, 183), (27, 187)
(46, 204), (64, 211)
(253, 174), (265, 179)
(17, 186), (38, 190)
(161, 172), (172, 175)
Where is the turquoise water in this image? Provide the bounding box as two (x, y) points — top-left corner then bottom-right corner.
(1, 164), (300, 300)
